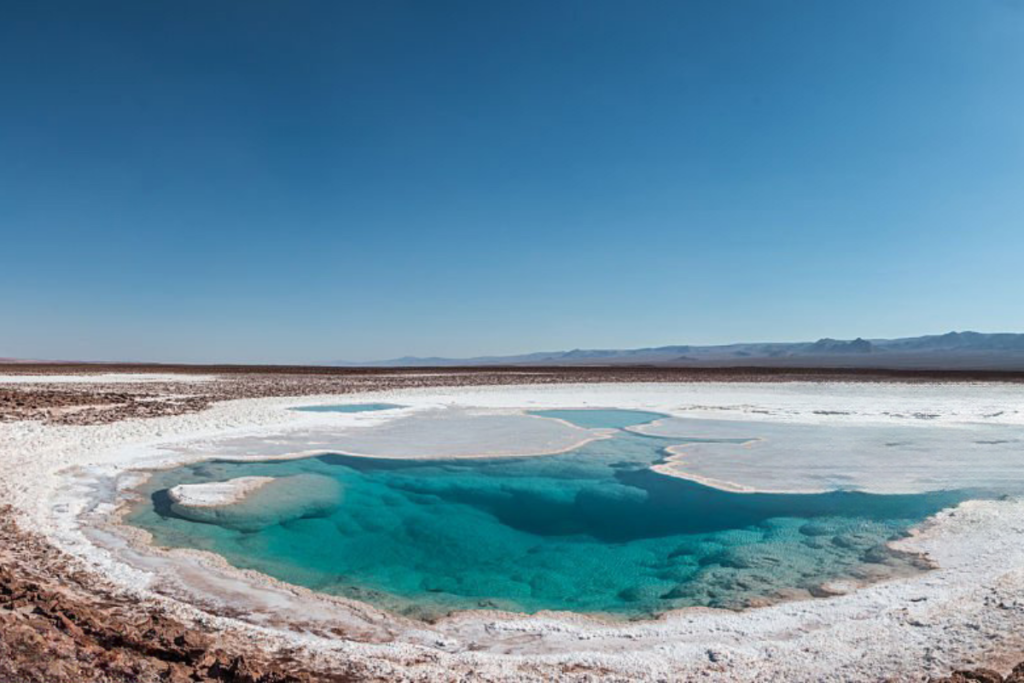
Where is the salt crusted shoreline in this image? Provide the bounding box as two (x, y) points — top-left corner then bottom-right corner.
(3, 377), (1024, 680)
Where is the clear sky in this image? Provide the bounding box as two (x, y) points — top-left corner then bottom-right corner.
(2, 1), (1023, 363)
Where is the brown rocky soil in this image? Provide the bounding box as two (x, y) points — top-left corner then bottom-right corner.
(3, 363), (1023, 426)
(932, 663), (1024, 682)
(0, 507), (359, 683)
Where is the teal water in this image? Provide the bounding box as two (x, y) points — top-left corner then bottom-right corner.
(127, 409), (967, 619)
(292, 403), (403, 413)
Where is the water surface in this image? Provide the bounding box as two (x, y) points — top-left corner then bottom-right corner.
(127, 409), (967, 619)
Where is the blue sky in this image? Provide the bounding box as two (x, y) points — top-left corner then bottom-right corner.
(2, 1), (1023, 363)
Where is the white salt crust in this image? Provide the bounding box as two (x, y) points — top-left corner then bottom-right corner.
(2, 377), (1024, 681)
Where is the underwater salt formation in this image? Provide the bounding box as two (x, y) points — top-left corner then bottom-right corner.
(164, 473), (343, 532)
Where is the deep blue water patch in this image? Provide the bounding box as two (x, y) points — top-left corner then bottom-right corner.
(127, 419), (967, 619)
(292, 403), (403, 413)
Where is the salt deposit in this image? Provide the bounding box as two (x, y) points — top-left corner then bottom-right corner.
(3, 377), (1024, 680)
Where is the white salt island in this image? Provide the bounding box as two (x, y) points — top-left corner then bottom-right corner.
(168, 476), (275, 508)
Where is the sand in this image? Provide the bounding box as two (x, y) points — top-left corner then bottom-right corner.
(3, 375), (1024, 680)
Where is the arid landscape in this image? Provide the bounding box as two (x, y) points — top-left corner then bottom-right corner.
(3, 365), (1024, 682)
(4, 3), (1023, 680)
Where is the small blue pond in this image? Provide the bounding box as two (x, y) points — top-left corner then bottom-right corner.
(127, 408), (966, 619)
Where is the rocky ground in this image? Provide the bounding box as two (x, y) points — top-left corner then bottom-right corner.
(3, 363), (1023, 426)
(0, 506), (359, 683)
(2, 363), (1024, 681)
(934, 666), (1024, 683)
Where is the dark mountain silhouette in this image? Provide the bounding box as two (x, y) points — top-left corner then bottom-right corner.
(332, 331), (1024, 370)
(808, 337), (874, 354)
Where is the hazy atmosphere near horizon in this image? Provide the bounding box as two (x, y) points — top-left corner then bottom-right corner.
(3, 1), (1023, 363)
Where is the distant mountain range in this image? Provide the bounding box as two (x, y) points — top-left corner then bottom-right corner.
(333, 331), (1024, 370)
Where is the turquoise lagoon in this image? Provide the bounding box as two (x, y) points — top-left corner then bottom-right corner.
(127, 409), (967, 619)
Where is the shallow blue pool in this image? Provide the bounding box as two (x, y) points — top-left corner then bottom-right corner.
(127, 408), (966, 619)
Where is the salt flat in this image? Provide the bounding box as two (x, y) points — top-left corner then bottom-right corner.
(2, 376), (1024, 681)
(633, 417), (1024, 494)
(0, 372), (218, 384)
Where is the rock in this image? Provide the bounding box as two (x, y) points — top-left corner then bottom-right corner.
(163, 662), (193, 683)
(809, 580), (857, 597)
(831, 532), (878, 549)
(954, 669), (1004, 683)
(0, 507), (322, 683)
(932, 669), (1006, 683)
(862, 544), (894, 564)
(55, 611), (84, 639)
(1005, 662), (1024, 683)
